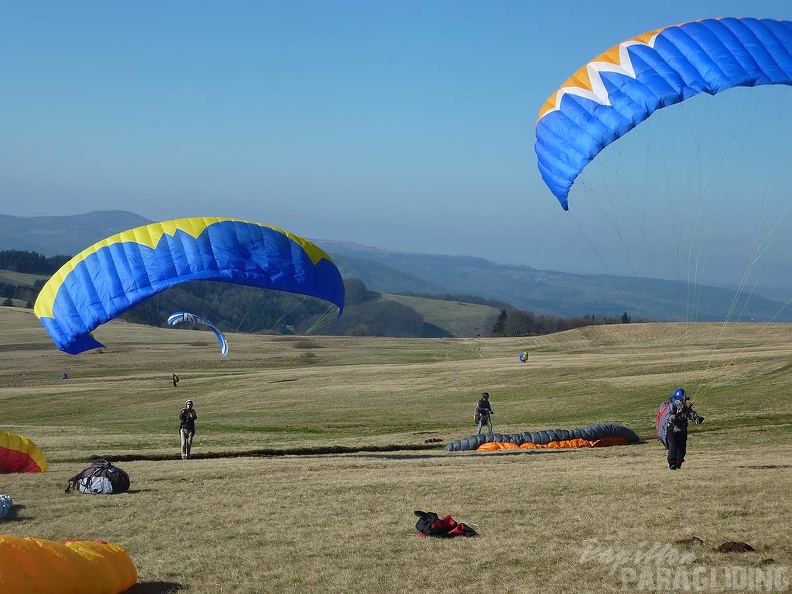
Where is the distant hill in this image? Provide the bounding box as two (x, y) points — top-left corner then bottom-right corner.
(0, 211), (152, 256)
(2, 211), (792, 323)
(319, 240), (792, 323)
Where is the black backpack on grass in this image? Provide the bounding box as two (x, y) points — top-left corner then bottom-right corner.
(65, 459), (130, 494)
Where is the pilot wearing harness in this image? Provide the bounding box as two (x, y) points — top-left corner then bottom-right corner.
(662, 388), (704, 470)
(474, 392), (494, 435)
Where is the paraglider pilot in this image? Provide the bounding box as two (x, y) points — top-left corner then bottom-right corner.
(663, 388), (704, 470)
(179, 399), (197, 460)
(475, 392), (494, 435)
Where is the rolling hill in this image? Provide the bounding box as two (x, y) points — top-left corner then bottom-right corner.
(3, 210), (792, 323)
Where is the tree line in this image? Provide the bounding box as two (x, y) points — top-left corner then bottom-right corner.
(491, 308), (634, 336)
(0, 250), (71, 274)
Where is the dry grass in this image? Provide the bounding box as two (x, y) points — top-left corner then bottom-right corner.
(1, 307), (791, 593)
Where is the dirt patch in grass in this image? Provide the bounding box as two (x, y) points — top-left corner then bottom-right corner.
(715, 541), (755, 553)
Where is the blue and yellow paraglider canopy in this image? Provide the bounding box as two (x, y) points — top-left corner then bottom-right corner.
(34, 217), (345, 354)
(535, 18), (792, 210)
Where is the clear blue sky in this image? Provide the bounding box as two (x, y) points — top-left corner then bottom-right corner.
(3, 1), (792, 288)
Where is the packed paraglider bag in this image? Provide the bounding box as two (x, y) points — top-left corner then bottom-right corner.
(66, 459), (130, 494)
(414, 510), (477, 537)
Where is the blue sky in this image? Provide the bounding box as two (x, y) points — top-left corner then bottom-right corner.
(3, 1), (792, 288)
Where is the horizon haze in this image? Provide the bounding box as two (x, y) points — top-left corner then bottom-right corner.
(4, 3), (792, 294)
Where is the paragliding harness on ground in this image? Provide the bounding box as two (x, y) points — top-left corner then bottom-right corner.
(65, 459), (130, 494)
(414, 510), (477, 537)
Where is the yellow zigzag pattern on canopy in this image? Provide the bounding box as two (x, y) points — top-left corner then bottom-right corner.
(537, 27), (664, 121)
(34, 217), (334, 320)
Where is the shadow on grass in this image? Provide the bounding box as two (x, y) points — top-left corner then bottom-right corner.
(78, 442), (446, 464)
(124, 582), (185, 594)
(353, 449), (572, 461)
(737, 464), (792, 470)
(71, 438), (654, 465)
(1, 504), (26, 522)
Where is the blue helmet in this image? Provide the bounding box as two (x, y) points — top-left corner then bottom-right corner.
(672, 388), (686, 400)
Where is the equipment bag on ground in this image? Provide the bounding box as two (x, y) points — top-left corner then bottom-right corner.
(65, 459), (130, 494)
(414, 510), (477, 537)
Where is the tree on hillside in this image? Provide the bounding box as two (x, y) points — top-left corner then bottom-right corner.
(491, 307), (641, 337)
(343, 278), (378, 305)
(300, 296), (451, 338)
(492, 309), (507, 336)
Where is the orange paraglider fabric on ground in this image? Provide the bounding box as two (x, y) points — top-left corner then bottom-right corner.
(518, 436), (631, 449)
(0, 535), (137, 594)
(0, 430), (48, 473)
(477, 442), (520, 451)
(445, 423), (640, 452)
(476, 436), (632, 451)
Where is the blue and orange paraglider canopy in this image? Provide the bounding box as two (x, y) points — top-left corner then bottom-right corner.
(0, 430), (48, 473)
(535, 18), (792, 210)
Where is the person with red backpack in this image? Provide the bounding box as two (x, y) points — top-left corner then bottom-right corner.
(659, 388), (704, 470)
(179, 399), (198, 460)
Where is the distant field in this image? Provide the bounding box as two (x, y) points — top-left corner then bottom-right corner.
(1, 307), (790, 593)
(0, 269), (47, 285)
(380, 292), (500, 337)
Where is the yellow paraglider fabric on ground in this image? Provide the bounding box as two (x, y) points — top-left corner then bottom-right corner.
(0, 430), (48, 473)
(0, 535), (137, 594)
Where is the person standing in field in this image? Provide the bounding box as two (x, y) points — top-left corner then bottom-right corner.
(172, 373), (180, 387)
(179, 399), (197, 460)
(662, 388), (704, 470)
(475, 392), (494, 435)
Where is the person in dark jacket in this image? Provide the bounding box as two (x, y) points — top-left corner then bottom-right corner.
(664, 388), (704, 470)
(179, 399), (198, 459)
(475, 392), (494, 435)
(172, 373), (180, 387)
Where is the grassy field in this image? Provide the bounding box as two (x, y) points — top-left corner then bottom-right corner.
(379, 293), (499, 337)
(0, 270), (47, 286)
(1, 306), (791, 593)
